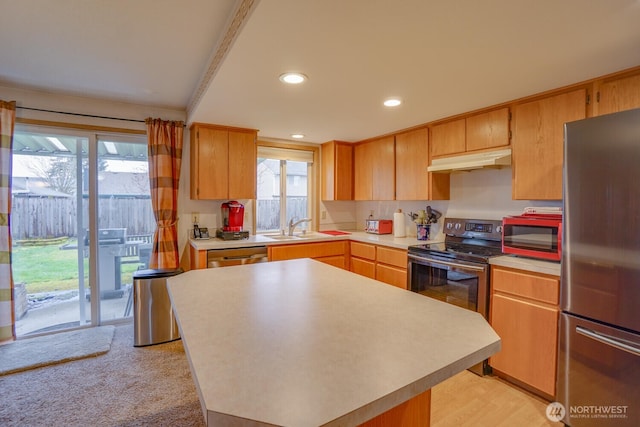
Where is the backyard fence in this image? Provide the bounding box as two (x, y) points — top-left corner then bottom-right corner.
(11, 194), (156, 240)
(256, 197), (308, 231)
(12, 194), (308, 239)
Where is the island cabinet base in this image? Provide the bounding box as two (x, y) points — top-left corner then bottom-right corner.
(168, 259), (499, 427)
(358, 389), (431, 427)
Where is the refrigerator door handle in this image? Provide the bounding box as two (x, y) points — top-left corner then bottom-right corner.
(576, 325), (640, 356)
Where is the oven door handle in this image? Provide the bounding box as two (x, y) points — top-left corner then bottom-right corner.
(407, 254), (486, 272)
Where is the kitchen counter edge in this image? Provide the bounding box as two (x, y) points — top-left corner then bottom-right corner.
(490, 255), (561, 277)
(189, 231), (441, 251)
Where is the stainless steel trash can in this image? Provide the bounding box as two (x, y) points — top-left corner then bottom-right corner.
(133, 268), (183, 347)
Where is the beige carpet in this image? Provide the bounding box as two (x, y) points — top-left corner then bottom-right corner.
(0, 325), (115, 376)
(0, 323), (204, 427)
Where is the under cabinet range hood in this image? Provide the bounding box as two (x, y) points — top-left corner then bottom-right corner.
(427, 148), (512, 173)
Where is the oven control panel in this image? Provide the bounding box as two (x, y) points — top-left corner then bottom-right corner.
(444, 218), (503, 240)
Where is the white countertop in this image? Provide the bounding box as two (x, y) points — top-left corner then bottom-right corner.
(167, 259), (501, 427)
(191, 230), (562, 277)
(490, 255), (561, 276)
(190, 230), (442, 251)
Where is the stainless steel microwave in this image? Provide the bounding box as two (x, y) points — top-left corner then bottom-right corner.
(502, 214), (562, 261)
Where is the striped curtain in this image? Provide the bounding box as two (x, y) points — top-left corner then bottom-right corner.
(0, 100), (16, 342)
(145, 118), (184, 269)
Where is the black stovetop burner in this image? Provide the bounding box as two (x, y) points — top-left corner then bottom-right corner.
(408, 218), (504, 263)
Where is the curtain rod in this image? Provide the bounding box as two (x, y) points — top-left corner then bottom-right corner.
(17, 106), (148, 124)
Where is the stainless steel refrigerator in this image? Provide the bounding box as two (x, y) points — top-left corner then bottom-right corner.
(558, 108), (640, 426)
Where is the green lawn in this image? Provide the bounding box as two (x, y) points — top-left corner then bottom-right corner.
(12, 239), (140, 294)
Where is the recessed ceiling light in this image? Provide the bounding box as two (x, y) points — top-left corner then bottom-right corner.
(383, 98), (402, 107)
(279, 73), (307, 84)
(291, 134), (305, 139)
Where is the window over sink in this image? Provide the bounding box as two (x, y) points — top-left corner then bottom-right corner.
(256, 144), (316, 233)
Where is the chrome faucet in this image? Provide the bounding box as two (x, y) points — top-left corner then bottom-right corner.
(288, 218), (312, 236)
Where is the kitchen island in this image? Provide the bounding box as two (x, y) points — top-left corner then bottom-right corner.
(167, 258), (500, 426)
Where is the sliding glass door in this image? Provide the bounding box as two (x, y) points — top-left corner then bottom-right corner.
(12, 129), (90, 335)
(11, 127), (151, 335)
(96, 136), (153, 322)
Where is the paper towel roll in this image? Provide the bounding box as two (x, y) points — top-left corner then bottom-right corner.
(393, 210), (406, 237)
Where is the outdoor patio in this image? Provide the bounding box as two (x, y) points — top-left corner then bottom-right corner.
(16, 284), (134, 336)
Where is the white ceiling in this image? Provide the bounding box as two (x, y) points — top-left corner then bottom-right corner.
(1, 0), (640, 143)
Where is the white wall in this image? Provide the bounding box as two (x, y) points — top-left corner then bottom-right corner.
(321, 167), (562, 240)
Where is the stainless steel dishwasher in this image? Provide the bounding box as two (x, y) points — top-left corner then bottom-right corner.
(207, 246), (268, 268)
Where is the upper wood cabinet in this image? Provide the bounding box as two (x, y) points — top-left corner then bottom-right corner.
(190, 123), (257, 200)
(594, 73), (640, 116)
(512, 89), (587, 200)
(321, 140), (353, 201)
(354, 136), (395, 200)
(465, 108), (511, 152)
(430, 118), (465, 157)
(431, 107), (510, 158)
(395, 128), (449, 200)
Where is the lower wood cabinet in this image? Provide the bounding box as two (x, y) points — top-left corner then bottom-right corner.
(268, 241), (348, 269)
(190, 246), (207, 270)
(191, 241), (407, 287)
(350, 241), (376, 278)
(350, 242), (407, 289)
(489, 266), (560, 399)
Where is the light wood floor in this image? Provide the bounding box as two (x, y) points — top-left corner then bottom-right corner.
(431, 370), (557, 426)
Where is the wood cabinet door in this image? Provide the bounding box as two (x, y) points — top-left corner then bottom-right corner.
(596, 73), (640, 116)
(371, 136), (396, 200)
(316, 255), (346, 270)
(512, 89), (586, 200)
(395, 128), (428, 200)
(350, 257), (376, 279)
(191, 126), (229, 200)
(490, 294), (559, 397)
(321, 141), (337, 200)
(465, 107), (510, 152)
(492, 267), (559, 305)
(350, 242), (376, 260)
(376, 264), (407, 289)
(354, 141), (373, 200)
(189, 247), (207, 270)
(269, 241), (347, 261)
(228, 130), (256, 199)
(376, 246), (407, 269)
(430, 119), (465, 157)
(334, 143), (354, 200)
(321, 141), (353, 201)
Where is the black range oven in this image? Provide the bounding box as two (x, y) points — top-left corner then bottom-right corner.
(407, 218), (503, 376)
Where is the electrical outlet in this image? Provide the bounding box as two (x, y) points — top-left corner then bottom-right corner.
(192, 212), (200, 224)
(321, 210), (327, 220)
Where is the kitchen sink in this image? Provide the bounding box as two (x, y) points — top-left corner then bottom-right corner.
(265, 232), (320, 240)
(266, 235), (298, 240)
(293, 232), (318, 238)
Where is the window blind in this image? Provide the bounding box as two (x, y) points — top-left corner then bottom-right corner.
(257, 146), (314, 163)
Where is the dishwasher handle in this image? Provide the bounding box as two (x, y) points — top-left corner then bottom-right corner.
(222, 254), (265, 261)
(207, 246), (268, 268)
